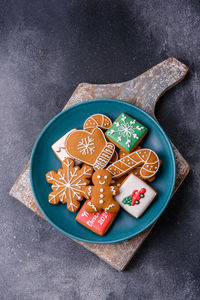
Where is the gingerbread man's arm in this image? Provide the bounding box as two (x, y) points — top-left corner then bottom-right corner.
(110, 186), (119, 196)
(82, 186), (93, 199)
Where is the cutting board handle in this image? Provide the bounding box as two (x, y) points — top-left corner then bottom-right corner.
(66, 57), (188, 117)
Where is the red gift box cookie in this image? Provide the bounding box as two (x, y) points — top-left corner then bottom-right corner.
(76, 200), (118, 236)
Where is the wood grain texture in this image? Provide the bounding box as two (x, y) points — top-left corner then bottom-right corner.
(10, 57), (189, 271)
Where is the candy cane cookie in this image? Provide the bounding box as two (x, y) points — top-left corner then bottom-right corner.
(83, 114), (112, 132)
(106, 149), (160, 180)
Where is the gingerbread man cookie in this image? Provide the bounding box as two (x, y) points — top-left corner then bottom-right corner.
(46, 158), (93, 212)
(84, 169), (120, 213)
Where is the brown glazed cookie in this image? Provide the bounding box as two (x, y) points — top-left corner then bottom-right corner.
(65, 128), (115, 170)
(83, 114), (112, 132)
(46, 158), (93, 212)
(107, 149), (160, 180)
(84, 169), (120, 213)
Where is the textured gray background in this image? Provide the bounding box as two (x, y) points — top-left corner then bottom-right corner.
(0, 0), (200, 299)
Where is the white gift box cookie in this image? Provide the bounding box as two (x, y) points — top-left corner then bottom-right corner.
(115, 173), (157, 218)
(51, 129), (81, 165)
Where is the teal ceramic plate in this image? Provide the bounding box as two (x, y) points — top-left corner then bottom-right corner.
(30, 99), (176, 244)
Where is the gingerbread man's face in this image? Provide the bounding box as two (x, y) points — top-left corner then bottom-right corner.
(92, 170), (112, 187)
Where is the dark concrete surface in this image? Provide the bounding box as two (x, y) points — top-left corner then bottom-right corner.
(0, 0), (200, 299)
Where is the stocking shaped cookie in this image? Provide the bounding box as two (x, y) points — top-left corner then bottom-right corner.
(84, 170), (120, 213)
(46, 158), (93, 212)
(65, 128), (115, 170)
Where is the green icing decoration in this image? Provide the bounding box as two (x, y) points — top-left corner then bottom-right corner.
(105, 113), (148, 152)
(122, 195), (132, 206)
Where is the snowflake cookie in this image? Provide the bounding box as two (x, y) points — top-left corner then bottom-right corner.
(83, 169), (120, 213)
(46, 158), (93, 212)
(115, 173), (157, 218)
(105, 113), (148, 153)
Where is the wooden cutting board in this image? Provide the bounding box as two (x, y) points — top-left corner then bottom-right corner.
(10, 57), (189, 271)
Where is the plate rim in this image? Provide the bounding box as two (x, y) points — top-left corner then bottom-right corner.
(30, 99), (176, 244)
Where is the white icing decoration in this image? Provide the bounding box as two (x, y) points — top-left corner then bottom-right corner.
(111, 186), (116, 195)
(77, 137), (95, 155)
(121, 114), (126, 121)
(93, 142), (115, 170)
(99, 200), (104, 204)
(108, 129), (115, 135)
(100, 194), (104, 198)
(105, 204), (115, 212)
(88, 186), (92, 196)
(126, 139), (131, 148)
(99, 180), (106, 185)
(100, 188), (104, 192)
(87, 201), (97, 211)
(117, 136), (122, 142)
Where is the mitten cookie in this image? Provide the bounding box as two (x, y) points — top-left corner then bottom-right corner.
(115, 173), (157, 218)
(105, 113), (148, 153)
(83, 114), (112, 132)
(46, 158), (93, 212)
(65, 128), (115, 170)
(84, 169), (120, 213)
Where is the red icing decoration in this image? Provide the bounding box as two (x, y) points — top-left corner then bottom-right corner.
(76, 200), (116, 236)
(130, 188), (146, 206)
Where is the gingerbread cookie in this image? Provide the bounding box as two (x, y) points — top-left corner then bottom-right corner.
(76, 200), (118, 236)
(46, 158), (93, 212)
(105, 113), (148, 153)
(65, 128), (115, 170)
(119, 146), (141, 159)
(107, 148), (160, 180)
(83, 114), (112, 132)
(51, 129), (81, 165)
(118, 147), (155, 182)
(115, 173), (157, 218)
(109, 150), (119, 164)
(83, 169), (120, 213)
